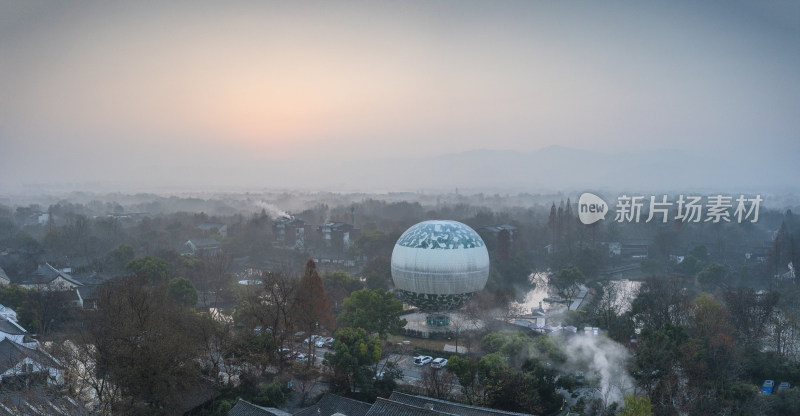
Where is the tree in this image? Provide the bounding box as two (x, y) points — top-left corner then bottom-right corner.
(126, 256), (169, 282)
(686, 294), (737, 389)
(497, 229), (511, 261)
(18, 289), (74, 335)
(722, 287), (779, 352)
(419, 366), (457, 400)
(338, 289), (406, 338)
(631, 276), (691, 331)
(199, 252), (232, 309)
(323, 270), (363, 312)
(485, 253), (534, 298)
(0, 284), (32, 310)
(168, 277), (198, 308)
(697, 262), (726, 289)
(104, 244), (135, 274)
(295, 259), (334, 365)
(234, 270), (299, 376)
(362, 256), (391, 290)
(688, 245), (709, 262)
(50, 339), (121, 416)
(251, 380), (289, 408)
(445, 355), (482, 405)
(575, 247), (604, 278)
(85, 275), (203, 414)
(619, 394), (653, 416)
(350, 231), (393, 258)
(551, 267), (584, 306)
(323, 327), (381, 394)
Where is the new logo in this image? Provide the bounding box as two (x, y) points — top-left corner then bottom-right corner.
(578, 192), (608, 225)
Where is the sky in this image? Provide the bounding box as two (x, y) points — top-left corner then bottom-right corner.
(1, 0), (798, 192)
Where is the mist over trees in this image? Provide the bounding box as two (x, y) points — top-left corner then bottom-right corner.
(0, 190), (798, 414)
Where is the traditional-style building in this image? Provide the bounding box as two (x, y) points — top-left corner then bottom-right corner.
(0, 264), (83, 291)
(183, 238), (222, 257)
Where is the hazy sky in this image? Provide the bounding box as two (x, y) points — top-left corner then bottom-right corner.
(1, 1), (798, 191)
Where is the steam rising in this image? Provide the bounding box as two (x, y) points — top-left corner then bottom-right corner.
(562, 333), (634, 407)
(255, 201), (289, 219)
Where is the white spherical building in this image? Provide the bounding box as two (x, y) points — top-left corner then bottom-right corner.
(391, 220), (489, 322)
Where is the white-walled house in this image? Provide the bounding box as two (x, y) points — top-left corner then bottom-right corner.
(0, 338), (63, 386)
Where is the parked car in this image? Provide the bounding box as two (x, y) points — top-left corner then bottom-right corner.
(373, 371), (385, 380)
(254, 326), (272, 335)
(778, 381), (791, 390)
(296, 353), (309, 362)
(315, 337), (327, 348)
(431, 358), (448, 368)
(762, 380), (775, 395)
(304, 335), (323, 344)
(414, 355), (433, 366)
(325, 337), (335, 348)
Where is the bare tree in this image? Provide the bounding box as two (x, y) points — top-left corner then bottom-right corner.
(722, 287), (779, 351)
(48, 339), (121, 415)
(291, 365), (321, 407)
(200, 252), (232, 310)
(84, 276), (204, 414)
(418, 367), (457, 400)
(236, 270), (300, 376)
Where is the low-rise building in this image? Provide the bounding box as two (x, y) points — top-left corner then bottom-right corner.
(0, 338), (63, 386)
(317, 222), (358, 252)
(273, 217), (306, 249)
(183, 239), (222, 257)
(0, 264), (83, 291)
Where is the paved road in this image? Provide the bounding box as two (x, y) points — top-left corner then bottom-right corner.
(286, 344), (444, 387)
(384, 353), (424, 383)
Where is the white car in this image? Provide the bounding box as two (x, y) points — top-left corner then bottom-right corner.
(304, 335), (323, 344)
(414, 355), (433, 366)
(315, 338), (327, 348)
(296, 353), (309, 362)
(431, 358), (448, 368)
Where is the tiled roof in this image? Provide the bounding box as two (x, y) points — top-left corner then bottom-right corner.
(77, 285), (100, 301)
(365, 398), (454, 416)
(0, 338), (61, 374)
(0, 316), (25, 336)
(229, 399), (291, 416)
(14, 264), (83, 287)
(386, 392), (534, 416)
(188, 238), (220, 248)
(0, 388), (88, 415)
(294, 393), (371, 416)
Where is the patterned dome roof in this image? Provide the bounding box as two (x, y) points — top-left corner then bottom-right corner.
(391, 220), (489, 311)
(395, 220), (485, 249)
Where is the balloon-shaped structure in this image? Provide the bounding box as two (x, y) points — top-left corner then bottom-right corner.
(391, 220), (489, 319)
